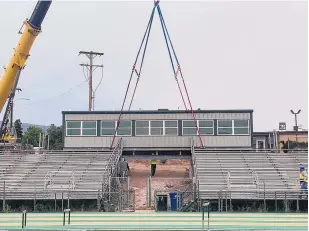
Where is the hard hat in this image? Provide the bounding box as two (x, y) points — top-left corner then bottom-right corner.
(300, 165), (305, 170)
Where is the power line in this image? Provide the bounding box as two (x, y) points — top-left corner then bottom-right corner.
(22, 80), (88, 106)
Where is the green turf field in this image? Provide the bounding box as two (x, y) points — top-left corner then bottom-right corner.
(0, 212), (307, 230)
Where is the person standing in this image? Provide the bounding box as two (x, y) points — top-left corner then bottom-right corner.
(151, 159), (157, 176)
(299, 165), (308, 198)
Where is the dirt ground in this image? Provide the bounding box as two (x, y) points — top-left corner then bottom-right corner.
(128, 159), (191, 210)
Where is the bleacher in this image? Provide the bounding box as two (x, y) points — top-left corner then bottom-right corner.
(194, 149), (308, 200)
(0, 149), (117, 200)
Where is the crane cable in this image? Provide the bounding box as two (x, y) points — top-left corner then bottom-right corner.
(128, 4), (156, 110)
(111, 1), (204, 149)
(157, 5), (204, 148)
(156, 5), (188, 111)
(110, 2), (158, 149)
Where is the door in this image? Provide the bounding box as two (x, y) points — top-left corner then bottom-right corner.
(256, 140), (265, 151)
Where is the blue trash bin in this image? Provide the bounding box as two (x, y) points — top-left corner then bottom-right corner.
(169, 192), (177, 211)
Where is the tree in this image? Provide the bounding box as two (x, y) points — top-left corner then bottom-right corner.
(22, 126), (44, 147)
(45, 124), (63, 150)
(14, 119), (23, 140)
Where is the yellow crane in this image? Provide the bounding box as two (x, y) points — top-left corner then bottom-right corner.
(0, 1), (52, 144)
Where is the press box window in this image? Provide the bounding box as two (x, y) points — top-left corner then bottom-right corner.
(117, 121), (132, 136)
(183, 120), (197, 135)
(164, 120), (178, 136)
(66, 121), (81, 136)
(183, 120), (214, 135)
(136, 120), (150, 136)
(150, 121), (164, 136)
(101, 121), (115, 136)
(199, 120), (214, 135)
(217, 120), (233, 135)
(81, 121), (97, 136)
(234, 119), (249, 135)
(101, 121), (132, 136)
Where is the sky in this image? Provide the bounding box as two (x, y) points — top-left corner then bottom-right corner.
(0, 1), (307, 132)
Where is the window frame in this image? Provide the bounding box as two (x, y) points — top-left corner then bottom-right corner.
(150, 120), (164, 136)
(81, 121), (97, 136)
(182, 120), (214, 136)
(233, 119), (250, 136)
(164, 120), (178, 136)
(101, 120), (132, 137)
(135, 120), (150, 136)
(217, 119), (250, 136)
(66, 120), (97, 136)
(66, 121), (82, 136)
(217, 120), (234, 136)
(135, 120), (179, 136)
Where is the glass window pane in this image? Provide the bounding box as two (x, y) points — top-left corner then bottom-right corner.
(234, 120), (249, 127)
(234, 127), (249, 135)
(218, 120), (232, 127)
(199, 128), (213, 135)
(102, 129), (115, 135)
(136, 121), (149, 128)
(82, 129), (96, 136)
(150, 121), (163, 128)
(151, 128), (164, 135)
(67, 128), (80, 136)
(118, 128), (131, 136)
(136, 127), (149, 135)
(218, 127), (233, 135)
(102, 121), (115, 129)
(119, 121), (131, 128)
(183, 128), (197, 135)
(165, 128), (178, 135)
(199, 120), (213, 128)
(82, 121), (96, 128)
(165, 121), (177, 127)
(183, 120), (195, 127)
(66, 121), (81, 129)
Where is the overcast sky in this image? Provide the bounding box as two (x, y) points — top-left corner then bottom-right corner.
(0, 1), (307, 131)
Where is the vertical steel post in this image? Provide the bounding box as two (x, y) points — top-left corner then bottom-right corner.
(275, 192), (277, 212)
(296, 193), (299, 212)
(3, 181), (5, 212)
(54, 193), (57, 211)
(263, 181), (266, 212)
(61, 192), (64, 211)
(225, 191), (227, 212)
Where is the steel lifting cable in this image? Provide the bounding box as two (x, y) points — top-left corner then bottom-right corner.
(157, 5), (204, 148)
(156, 6), (188, 111)
(128, 2), (157, 110)
(110, 3), (158, 149)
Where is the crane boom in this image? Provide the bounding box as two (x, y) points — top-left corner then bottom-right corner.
(0, 0), (52, 112)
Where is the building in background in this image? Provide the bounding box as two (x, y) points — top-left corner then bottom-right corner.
(252, 130), (308, 152)
(252, 131), (276, 151)
(62, 109), (253, 152)
(278, 130), (308, 143)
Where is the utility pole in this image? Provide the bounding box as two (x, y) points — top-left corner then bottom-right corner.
(79, 51), (104, 111)
(290, 109), (301, 142)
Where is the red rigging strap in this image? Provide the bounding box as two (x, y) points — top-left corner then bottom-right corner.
(110, 1), (204, 149)
(175, 66), (188, 111)
(110, 4), (157, 149)
(178, 65), (204, 148)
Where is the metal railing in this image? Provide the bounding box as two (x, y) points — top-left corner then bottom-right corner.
(44, 171), (75, 191)
(0, 189), (135, 212)
(101, 138), (124, 196)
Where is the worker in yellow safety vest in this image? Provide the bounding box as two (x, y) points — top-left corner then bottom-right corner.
(299, 165), (308, 199)
(151, 159), (157, 176)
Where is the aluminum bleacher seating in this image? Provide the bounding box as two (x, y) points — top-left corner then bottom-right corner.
(194, 149), (308, 200)
(0, 149), (116, 200)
